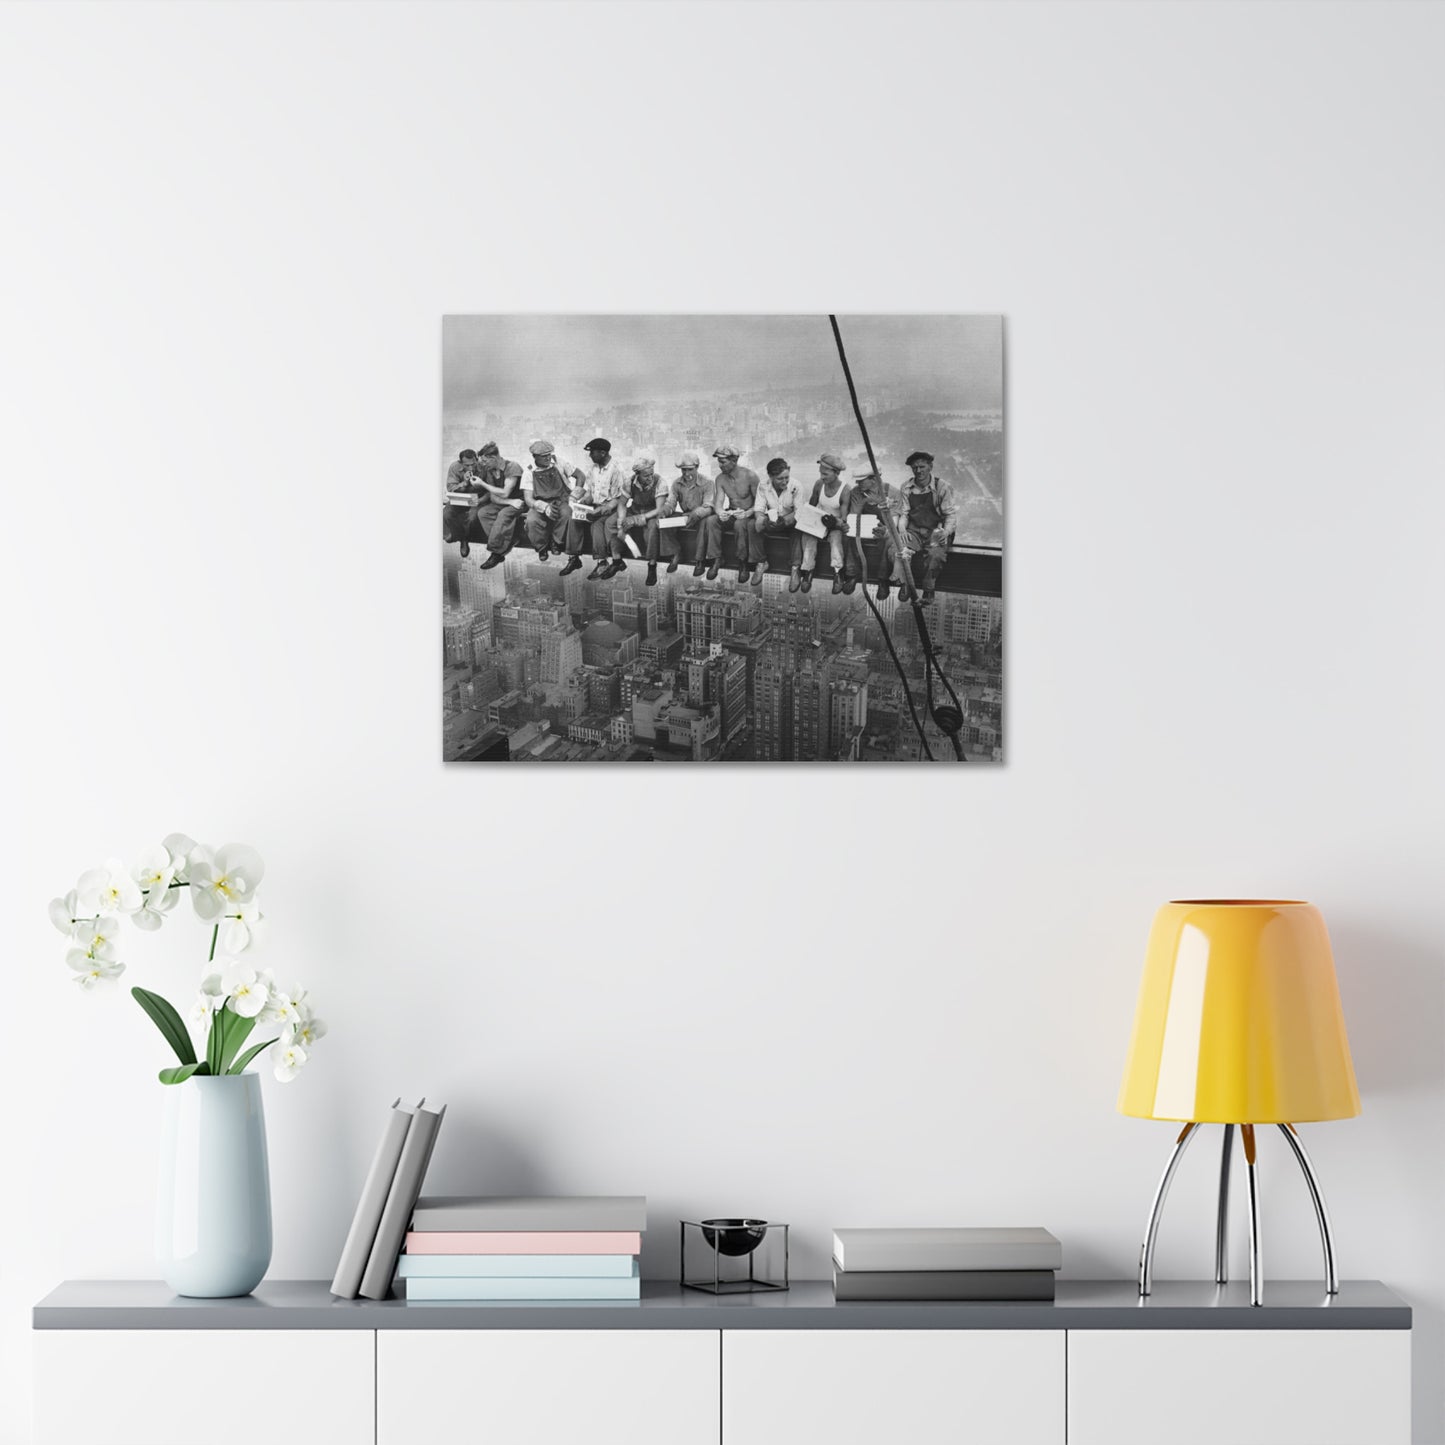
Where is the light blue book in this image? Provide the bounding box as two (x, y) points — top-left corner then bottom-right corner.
(397, 1254), (637, 1279)
(404, 1272), (641, 1302)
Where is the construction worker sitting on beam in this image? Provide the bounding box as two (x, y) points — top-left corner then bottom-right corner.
(877, 450), (958, 604)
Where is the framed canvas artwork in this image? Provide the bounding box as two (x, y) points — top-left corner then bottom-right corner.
(442, 315), (1002, 763)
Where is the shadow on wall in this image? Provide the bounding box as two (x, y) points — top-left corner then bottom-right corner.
(423, 1114), (561, 1197)
(1329, 918), (1445, 1097)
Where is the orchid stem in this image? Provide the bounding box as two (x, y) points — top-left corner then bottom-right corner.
(208, 925), (218, 963)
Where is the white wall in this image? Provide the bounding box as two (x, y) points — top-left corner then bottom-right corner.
(2, 1), (1441, 1440)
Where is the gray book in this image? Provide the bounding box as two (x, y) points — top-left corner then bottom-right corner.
(832, 1227), (1062, 1273)
(330, 1097), (422, 1300)
(358, 1101), (446, 1300)
(833, 1266), (1056, 1301)
(410, 1195), (647, 1233)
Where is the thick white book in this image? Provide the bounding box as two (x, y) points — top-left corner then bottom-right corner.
(359, 1101), (446, 1299)
(411, 1195), (647, 1232)
(330, 1098), (421, 1300)
(657, 515), (689, 529)
(832, 1227), (1062, 1273)
(404, 1268), (640, 1302)
(397, 1253), (638, 1279)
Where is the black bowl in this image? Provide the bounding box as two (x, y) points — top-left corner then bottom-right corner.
(701, 1218), (768, 1257)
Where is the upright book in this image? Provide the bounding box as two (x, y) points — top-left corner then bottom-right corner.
(330, 1097), (422, 1300)
(832, 1227), (1062, 1273)
(358, 1100), (447, 1300)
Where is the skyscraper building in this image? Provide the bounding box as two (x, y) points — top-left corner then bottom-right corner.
(676, 586), (761, 646)
(827, 676), (868, 760)
(753, 646), (795, 762)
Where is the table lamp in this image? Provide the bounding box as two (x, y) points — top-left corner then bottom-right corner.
(1118, 899), (1359, 1305)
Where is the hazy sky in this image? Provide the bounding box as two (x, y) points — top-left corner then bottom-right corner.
(442, 314), (1002, 413)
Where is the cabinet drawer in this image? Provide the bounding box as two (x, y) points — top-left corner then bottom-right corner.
(34, 1329), (373, 1445)
(378, 1328), (719, 1445)
(723, 1329), (1064, 1445)
(1067, 1328), (1411, 1445)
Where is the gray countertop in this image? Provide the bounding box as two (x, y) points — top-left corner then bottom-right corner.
(34, 1279), (1411, 1331)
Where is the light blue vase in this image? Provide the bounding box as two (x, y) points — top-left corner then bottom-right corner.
(156, 1073), (272, 1297)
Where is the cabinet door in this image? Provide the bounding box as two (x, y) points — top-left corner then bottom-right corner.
(34, 1329), (373, 1445)
(378, 1328), (720, 1445)
(1067, 1328), (1411, 1445)
(723, 1329), (1064, 1445)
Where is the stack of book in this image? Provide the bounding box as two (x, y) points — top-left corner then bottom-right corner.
(832, 1226), (1062, 1301)
(398, 1195), (646, 1301)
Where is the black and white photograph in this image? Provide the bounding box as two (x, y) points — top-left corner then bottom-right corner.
(442, 314), (1004, 762)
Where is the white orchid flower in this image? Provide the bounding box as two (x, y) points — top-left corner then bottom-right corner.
(273, 1042), (308, 1082)
(67, 952), (125, 989)
(72, 916), (122, 962)
(48, 891), (81, 935)
(191, 973), (227, 1028)
(162, 833), (198, 882)
(75, 859), (143, 916)
(284, 1012), (328, 1050)
(223, 968), (270, 1019)
(131, 844), (178, 894)
(190, 844), (265, 922)
(133, 884), (182, 931)
(221, 899), (266, 956)
(260, 985), (300, 1029)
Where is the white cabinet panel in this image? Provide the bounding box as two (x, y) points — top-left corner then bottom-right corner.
(1067, 1328), (1411, 1445)
(723, 1329), (1064, 1445)
(34, 1329), (373, 1445)
(378, 1328), (719, 1445)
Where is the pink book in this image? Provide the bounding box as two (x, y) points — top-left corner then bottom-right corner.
(403, 1231), (642, 1255)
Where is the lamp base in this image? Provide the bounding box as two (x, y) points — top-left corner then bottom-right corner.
(1137, 1122), (1338, 1306)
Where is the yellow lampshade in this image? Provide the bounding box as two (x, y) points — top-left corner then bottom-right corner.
(1118, 900), (1360, 1124)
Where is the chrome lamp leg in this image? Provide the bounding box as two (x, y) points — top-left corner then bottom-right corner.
(1278, 1123), (1339, 1294)
(1138, 1122), (1199, 1297)
(1215, 1123), (1235, 1285)
(1242, 1124), (1263, 1306)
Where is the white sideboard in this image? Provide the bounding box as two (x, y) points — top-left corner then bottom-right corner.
(32, 1279), (1413, 1445)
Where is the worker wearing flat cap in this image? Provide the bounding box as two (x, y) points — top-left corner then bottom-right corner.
(608, 450), (669, 587)
(469, 441), (527, 570)
(523, 440), (586, 564)
(793, 453), (862, 595)
(663, 450), (723, 580)
(443, 448), (483, 558)
(877, 450), (957, 603)
(711, 445), (765, 584)
(564, 437), (630, 579)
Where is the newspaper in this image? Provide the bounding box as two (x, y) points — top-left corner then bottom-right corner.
(793, 502), (828, 538)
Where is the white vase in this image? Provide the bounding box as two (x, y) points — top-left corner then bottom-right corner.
(156, 1073), (272, 1297)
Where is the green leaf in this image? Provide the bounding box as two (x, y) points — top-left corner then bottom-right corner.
(229, 1037), (277, 1075)
(159, 1062), (207, 1085)
(218, 1012), (256, 1073)
(206, 1007), (225, 1076)
(131, 987), (197, 1067)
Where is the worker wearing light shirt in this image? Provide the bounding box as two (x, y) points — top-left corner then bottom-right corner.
(750, 457), (799, 588)
(796, 453), (861, 595)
